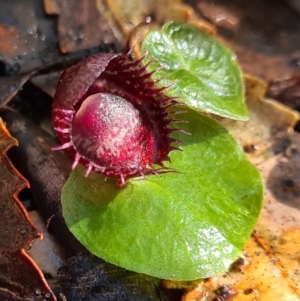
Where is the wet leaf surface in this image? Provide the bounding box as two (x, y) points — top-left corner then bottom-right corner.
(0, 118), (56, 300)
(0, 0), (121, 76)
(0, 0), (61, 74)
(43, 0), (117, 53)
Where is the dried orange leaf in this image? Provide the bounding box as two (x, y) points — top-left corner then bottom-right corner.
(254, 131), (300, 295)
(176, 235), (300, 301)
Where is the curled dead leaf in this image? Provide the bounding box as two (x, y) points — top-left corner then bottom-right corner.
(0, 118), (56, 300)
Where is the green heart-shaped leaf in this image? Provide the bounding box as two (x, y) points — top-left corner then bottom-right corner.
(141, 21), (247, 120)
(61, 110), (263, 280)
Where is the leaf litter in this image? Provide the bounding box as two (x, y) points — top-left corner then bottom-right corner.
(0, 118), (56, 300)
(1, 0), (300, 300)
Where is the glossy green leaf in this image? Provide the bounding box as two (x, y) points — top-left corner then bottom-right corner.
(141, 21), (247, 120)
(62, 110), (263, 280)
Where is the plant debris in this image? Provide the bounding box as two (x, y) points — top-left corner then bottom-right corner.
(0, 72), (32, 108)
(0, 118), (55, 300)
(195, 0), (300, 81)
(267, 74), (300, 111)
(53, 253), (168, 301)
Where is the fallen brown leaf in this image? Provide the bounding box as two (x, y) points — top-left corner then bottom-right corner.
(43, 0), (117, 53)
(0, 118), (56, 300)
(267, 74), (300, 110)
(195, 0), (300, 82)
(43, 0), (214, 54)
(216, 75), (300, 164)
